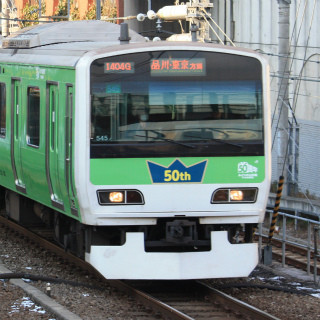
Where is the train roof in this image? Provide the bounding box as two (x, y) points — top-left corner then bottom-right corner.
(0, 20), (146, 67)
(0, 20), (266, 69)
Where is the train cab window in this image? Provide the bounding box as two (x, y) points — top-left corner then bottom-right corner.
(90, 50), (264, 158)
(91, 96), (112, 142)
(27, 87), (40, 147)
(0, 83), (6, 138)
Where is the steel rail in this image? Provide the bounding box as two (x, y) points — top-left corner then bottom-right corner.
(195, 281), (279, 320)
(123, 280), (279, 319)
(108, 280), (194, 320)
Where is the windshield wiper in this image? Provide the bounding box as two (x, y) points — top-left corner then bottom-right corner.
(183, 133), (243, 148)
(207, 138), (243, 148)
(135, 132), (196, 149)
(156, 137), (196, 149)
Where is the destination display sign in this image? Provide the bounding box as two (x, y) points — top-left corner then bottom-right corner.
(104, 62), (135, 73)
(150, 58), (206, 76)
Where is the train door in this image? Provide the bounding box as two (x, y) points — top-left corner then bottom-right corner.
(65, 84), (78, 216)
(46, 81), (65, 211)
(11, 78), (26, 194)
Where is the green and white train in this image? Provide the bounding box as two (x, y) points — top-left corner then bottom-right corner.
(0, 20), (271, 279)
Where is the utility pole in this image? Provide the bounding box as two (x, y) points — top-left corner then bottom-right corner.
(96, 0), (101, 20)
(1, 1), (9, 37)
(277, 0), (291, 196)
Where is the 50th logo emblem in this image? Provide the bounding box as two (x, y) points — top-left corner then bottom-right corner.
(147, 159), (208, 184)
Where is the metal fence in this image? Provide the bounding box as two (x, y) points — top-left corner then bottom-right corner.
(257, 209), (320, 284)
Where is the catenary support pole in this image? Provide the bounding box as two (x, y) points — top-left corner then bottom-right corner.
(268, 176), (285, 243)
(277, 0), (291, 196)
(263, 176), (285, 266)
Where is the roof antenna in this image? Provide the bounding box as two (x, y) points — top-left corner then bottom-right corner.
(191, 24), (198, 42)
(119, 23), (131, 44)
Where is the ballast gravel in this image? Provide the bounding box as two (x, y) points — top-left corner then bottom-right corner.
(0, 225), (320, 320)
(0, 227), (155, 319)
(0, 281), (55, 319)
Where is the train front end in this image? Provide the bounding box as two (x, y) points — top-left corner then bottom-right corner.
(75, 42), (271, 279)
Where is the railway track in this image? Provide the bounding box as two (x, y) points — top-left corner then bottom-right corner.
(0, 214), (279, 319)
(125, 280), (278, 319)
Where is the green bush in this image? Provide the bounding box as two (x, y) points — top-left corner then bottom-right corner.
(20, 1), (46, 28)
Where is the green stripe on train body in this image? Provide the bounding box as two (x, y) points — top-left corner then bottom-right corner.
(90, 156), (265, 185)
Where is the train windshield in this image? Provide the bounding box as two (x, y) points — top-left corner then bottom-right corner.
(90, 50), (264, 158)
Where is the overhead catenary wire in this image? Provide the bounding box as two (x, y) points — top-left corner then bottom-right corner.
(270, 72), (320, 83)
(235, 39), (320, 49)
(292, 0), (318, 113)
(0, 16), (53, 23)
(271, 0), (306, 153)
(270, 89), (320, 101)
(279, 96), (298, 124)
(260, 51), (320, 65)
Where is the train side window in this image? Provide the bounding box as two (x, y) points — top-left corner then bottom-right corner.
(27, 87), (40, 147)
(0, 83), (6, 138)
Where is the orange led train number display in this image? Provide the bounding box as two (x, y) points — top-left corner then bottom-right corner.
(104, 62), (134, 73)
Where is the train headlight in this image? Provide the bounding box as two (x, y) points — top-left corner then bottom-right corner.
(230, 190), (243, 201)
(97, 190), (144, 205)
(109, 192), (124, 203)
(211, 188), (257, 203)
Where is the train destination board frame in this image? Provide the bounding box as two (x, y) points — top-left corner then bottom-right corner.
(150, 58), (206, 76)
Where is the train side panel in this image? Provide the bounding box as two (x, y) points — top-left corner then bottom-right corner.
(0, 63), (79, 220)
(0, 76), (13, 191)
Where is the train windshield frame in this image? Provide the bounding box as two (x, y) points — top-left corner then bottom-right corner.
(90, 50), (264, 158)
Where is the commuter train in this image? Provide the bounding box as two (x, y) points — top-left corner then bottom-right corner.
(0, 20), (271, 279)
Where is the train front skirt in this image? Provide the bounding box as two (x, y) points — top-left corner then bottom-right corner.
(86, 231), (258, 279)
